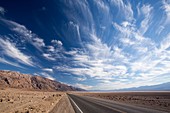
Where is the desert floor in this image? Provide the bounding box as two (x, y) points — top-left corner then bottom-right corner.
(1, 88), (170, 113)
(0, 88), (64, 113)
(76, 91), (170, 112)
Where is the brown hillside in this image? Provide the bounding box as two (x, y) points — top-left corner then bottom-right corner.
(0, 70), (83, 91)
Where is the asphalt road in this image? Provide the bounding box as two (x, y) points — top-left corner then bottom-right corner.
(68, 94), (168, 113)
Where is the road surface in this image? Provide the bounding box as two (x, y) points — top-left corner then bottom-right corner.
(68, 94), (168, 113)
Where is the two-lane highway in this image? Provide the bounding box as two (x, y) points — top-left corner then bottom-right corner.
(68, 94), (168, 113)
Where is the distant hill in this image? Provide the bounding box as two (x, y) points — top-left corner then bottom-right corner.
(0, 70), (85, 91)
(115, 82), (170, 91)
(89, 82), (170, 92)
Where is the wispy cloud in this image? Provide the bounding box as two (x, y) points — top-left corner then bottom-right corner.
(69, 21), (82, 45)
(110, 0), (134, 21)
(54, 32), (129, 80)
(74, 83), (92, 90)
(0, 0), (170, 90)
(0, 38), (34, 66)
(52, 0), (170, 90)
(38, 72), (55, 80)
(42, 53), (56, 61)
(160, 33), (170, 51)
(76, 77), (86, 81)
(0, 57), (23, 68)
(42, 39), (64, 61)
(51, 40), (63, 46)
(139, 4), (153, 35)
(42, 68), (53, 73)
(0, 18), (45, 51)
(162, 0), (170, 24)
(35, 72), (55, 80)
(46, 46), (55, 52)
(94, 0), (109, 13)
(0, 18), (66, 62)
(0, 6), (5, 15)
(33, 37), (45, 48)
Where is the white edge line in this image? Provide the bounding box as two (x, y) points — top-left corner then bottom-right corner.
(69, 96), (83, 113)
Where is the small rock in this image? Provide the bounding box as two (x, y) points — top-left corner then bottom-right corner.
(9, 99), (14, 104)
(7, 98), (10, 101)
(15, 110), (19, 113)
(42, 96), (46, 99)
(156, 97), (159, 99)
(25, 110), (29, 113)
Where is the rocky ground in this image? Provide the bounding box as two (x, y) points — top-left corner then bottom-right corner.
(0, 88), (64, 113)
(77, 92), (170, 112)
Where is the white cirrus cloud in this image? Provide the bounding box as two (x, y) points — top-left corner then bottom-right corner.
(121, 21), (132, 27)
(46, 46), (55, 52)
(32, 37), (45, 48)
(94, 0), (109, 13)
(54, 0), (170, 90)
(1, 0), (169, 90)
(74, 83), (93, 90)
(54, 32), (129, 80)
(139, 4), (153, 35)
(0, 38), (34, 66)
(69, 21), (82, 44)
(36, 72), (55, 81)
(0, 57), (23, 68)
(51, 39), (63, 46)
(162, 0), (170, 24)
(0, 18), (45, 51)
(76, 77), (87, 81)
(0, 6), (5, 15)
(110, 0), (134, 21)
(42, 68), (53, 73)
(42, 53), (56, 61)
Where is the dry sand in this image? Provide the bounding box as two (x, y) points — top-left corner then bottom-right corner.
(77, 92), (170, 112)
(0, 88), (64, 113)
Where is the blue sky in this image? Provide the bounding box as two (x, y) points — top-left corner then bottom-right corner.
(0, 0), (170, 90)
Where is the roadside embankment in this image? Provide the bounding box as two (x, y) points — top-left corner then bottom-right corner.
(50, 93), (75, 113)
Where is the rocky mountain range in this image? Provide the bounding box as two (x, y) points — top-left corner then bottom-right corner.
(0, 70), (84, 91)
